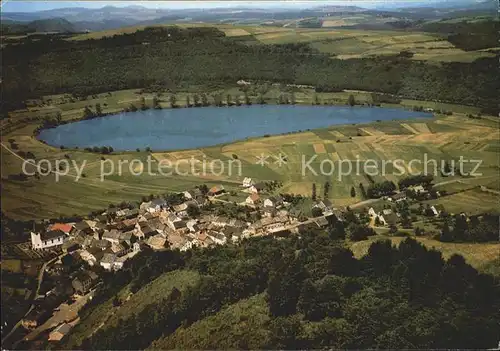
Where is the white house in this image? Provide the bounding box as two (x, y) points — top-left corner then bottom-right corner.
(212, 216), (230, 227)
(390, 192), (407, 202)
(410, 185), (427, 194)
(430, 205), (445, 217)
(242, 177), (254, 188)
(184, 188), (202, 200)
(102, 229), (121, 244)
(237, 79), (251, 86)
(207, 231), (227, 245)
(31, 230), (65, 250)
(249, 183), (265, 194)
(313, 200), (333, 211)
(264, 196), (283, 208)
(147, 198), (168, 213)
(113, 256), (127, 271)
(377, 212), (398, 227)
(186, 219), (199, 233)
(133, 242), (141, 252)
(100, 253), (117, 271)
(79, 247), (104, 266)
(368, 207), (377, 218)
(173, 203), (188, 213)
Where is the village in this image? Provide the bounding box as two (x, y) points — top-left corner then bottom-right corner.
(7, 176), (459, 344)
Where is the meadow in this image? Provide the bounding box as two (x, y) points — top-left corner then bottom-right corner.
(69, 24), (497, 63)
(350, 235), (500, 276)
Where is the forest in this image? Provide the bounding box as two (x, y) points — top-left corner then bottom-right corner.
(421, 19), (499, 51)
(44, 226), (500, 350)
(3, 26), (499, 114)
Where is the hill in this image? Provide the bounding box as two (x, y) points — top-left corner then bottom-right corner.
(27, 18), (76, 33)
(1, 18), (76, 34)
(69, 232), (500, 350)
(64, 269), (200, 348)
(1, 3), (496, 31)
(2, 26), (499, 114)
(149, 294), (271, 349)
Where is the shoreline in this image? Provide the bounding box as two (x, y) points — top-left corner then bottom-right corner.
(34, 103), (434, 153)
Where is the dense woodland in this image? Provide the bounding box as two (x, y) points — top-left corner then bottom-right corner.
(421, 19), (500, 51)
(3, 26), (499, 114)
(50, 227), (500, 350)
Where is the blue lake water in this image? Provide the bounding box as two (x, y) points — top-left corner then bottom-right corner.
(37, 105), (432, 151)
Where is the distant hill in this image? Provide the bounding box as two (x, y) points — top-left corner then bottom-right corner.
(1, 18), (77, 34)
(27, 18), (77, 32)
(0, 3), (496, 32)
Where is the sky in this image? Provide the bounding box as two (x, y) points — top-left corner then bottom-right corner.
(0, 0), (478, 12)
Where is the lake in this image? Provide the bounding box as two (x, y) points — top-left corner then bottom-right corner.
(37, 105), (432, 151)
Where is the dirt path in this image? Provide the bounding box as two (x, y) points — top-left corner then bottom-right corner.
(433, 175), (497, 187)
(349, 198), (382, 209)
(21, 290), (95, 343)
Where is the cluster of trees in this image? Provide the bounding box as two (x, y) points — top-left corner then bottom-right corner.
(370, 92), (401, 105)
(83, 146), (114, 154)
(75, 228), (499, 350)
(276, 92), (296, 105)
(3, 26), (499, 115)
(438, 213), (499, 243)
(83, 103), (104, 119)
(398, 175), (433, 190)
(314, 84), (343, 93)
(366, 180), (397, 198)
(281, 193), (305, 206)
(422, 19), (499, 51)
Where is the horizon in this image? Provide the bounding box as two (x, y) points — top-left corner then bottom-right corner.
(1, 0), (485, 13)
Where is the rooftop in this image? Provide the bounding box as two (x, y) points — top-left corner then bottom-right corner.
(40, 229), (66, 241)
(49, 223), (73, 233)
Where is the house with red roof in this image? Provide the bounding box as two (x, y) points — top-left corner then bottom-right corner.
(49, 223), (73, 235)
(246, 193), (260, 206)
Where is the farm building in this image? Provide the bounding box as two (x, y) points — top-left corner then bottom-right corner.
(242, 177), (255, 187)
(208, 185), (226, 196)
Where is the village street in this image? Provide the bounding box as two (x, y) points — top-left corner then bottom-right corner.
(20, 290), (95, 343)
(2, 253), (64, 345)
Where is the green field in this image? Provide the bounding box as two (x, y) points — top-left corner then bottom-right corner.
(68, 24), (496, 63)
(426, 188), (500, 215)
(350, 235), (500, 276)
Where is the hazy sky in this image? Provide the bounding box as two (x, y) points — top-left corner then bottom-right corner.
(1, 0), (476, 12)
